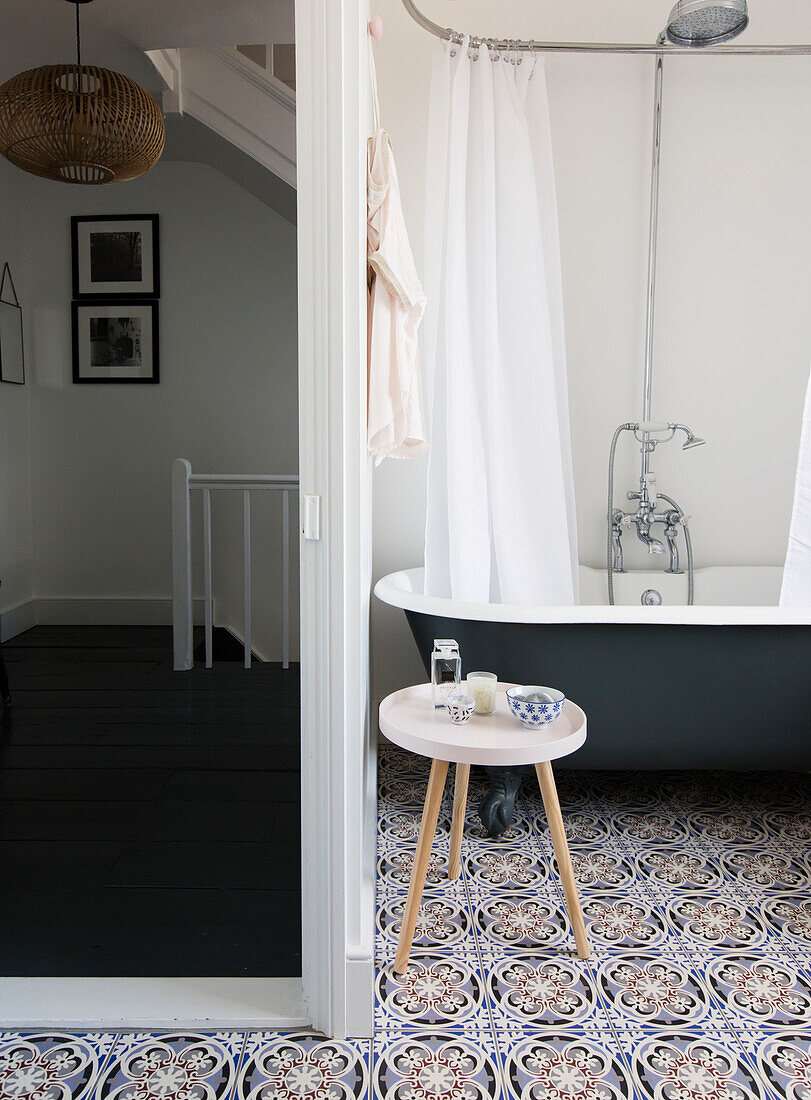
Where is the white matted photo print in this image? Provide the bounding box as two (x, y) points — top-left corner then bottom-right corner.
(72, 300), (159, 383)
(71, 215), (160, 299)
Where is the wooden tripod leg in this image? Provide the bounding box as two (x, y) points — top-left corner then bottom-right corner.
(535, 761), (590, 960)
(448, 763), (470, 880)
(393, 758), (449, 975)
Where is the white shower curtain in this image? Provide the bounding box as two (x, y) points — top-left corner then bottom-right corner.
(422, 42), (578, 605)
(780, 365), (811, 606)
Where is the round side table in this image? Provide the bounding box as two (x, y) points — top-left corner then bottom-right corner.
(379, 682), (590, 974)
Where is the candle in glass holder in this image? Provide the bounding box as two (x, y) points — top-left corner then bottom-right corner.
(466, 671), (497, 715)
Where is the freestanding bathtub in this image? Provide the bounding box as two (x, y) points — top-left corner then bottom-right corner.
(375, 564), (811, 831)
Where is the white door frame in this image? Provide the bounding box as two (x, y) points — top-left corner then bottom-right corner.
(297, 0), (376, 1040)
(0, 0), (375, 1038)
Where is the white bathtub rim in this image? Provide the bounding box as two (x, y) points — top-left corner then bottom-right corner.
(374, 567), (810, 626)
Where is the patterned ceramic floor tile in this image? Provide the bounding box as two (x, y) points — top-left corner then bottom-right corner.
(665, 892), (772, 951)
(544, 769), (599, 810)
(464, 847), (551, 894)
(375, 746), (811, 1091)
(762, 810), (811, 846)
(760, 893), (811, 952)
(738, 1030), (811, 1099)
(460, 807), (538, 853)
(631, 846), (726, 896)
(594, 951), (718, 1031)
(482, 952), (612, 1033)
(378, 744), (428, 777)
(378, 807), (452, 851)
(687, 810), (773, 849)
(236, 1031), (369, 1100)
(566, 847), (637, 892)
(622, 1028), (769, 1099)
(656, 771), (736, 810)
(0, 1032), (119, 1100)
(373, 1030), (503, 1100)
(378, 776), (438, 811)
(497, 1030), (635, 1100)
(376, 893), (478, 960)
(532, 807), (615, 848)
(96, 1032), (245, 1100)
(375, 953), (491, 1031)
(701, 953), (811, 1031)
(612, 810), (693, 847)
(725, 773), (811, 811)
(579, 892), (674, 952)
(587, 772), (668, 811)
(719, 848), (811, 896)
(471, 891), (571, 955)
(377, 848), (467, 895)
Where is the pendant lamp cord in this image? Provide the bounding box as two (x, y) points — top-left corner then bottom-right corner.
(75, 1), (81, 66)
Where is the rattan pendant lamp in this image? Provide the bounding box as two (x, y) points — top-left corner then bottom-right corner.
(0, 0), (165, 184)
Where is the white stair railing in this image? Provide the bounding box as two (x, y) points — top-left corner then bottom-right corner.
(172, 458), (299, 671)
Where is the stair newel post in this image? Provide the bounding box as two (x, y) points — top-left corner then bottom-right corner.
(172, 458), (193, 671)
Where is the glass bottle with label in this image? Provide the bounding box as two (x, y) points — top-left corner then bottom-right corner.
(431, 638), (461, 708)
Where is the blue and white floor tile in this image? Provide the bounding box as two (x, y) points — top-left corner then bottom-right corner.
(702, 953), (811, 1030)
(237, 1032), (370, 1100)
(5, 753), (811, 1099)
(373, 1030), (502, 1100)
(0, 1032), (118, 1100)
(625, 1028), (769, 1099)
(374, 748), (811, 1098)
(497, 1030), (635, 1099)
(375, 953), (492, 1031)
(376, 893), (478, 960)
(737, 1029), (811, 1100)
(97, 1031), (245, 1100)
(483, 952), (613, 1033)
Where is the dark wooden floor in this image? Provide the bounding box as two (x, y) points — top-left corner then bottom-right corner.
(0, 626), (301, 977)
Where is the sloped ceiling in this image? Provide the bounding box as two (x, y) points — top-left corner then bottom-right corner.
(0, 1), (296, 218)
(0, 1), (294, 70)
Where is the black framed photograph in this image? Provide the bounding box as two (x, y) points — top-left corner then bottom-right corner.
(71, 215), (160, 299)
(72, 300), (159, 384)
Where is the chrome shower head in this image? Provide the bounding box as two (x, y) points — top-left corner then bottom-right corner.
(681, 430), (706, 450)
(665, 0), (749, 47)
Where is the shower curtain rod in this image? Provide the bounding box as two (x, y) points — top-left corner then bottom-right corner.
(401, 0), (811, 55)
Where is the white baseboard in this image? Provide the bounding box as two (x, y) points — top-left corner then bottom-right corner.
(344, 954), (374, 1039)
(1, 597), (206, 639)
(0, 977), (307, 1029)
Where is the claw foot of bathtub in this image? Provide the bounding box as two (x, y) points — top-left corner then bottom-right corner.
(479, 766), (528, 837)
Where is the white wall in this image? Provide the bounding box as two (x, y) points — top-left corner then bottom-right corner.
(3, 160), (298, 659)
(0, 159), (34, 629)
(371, 0), (811, 700)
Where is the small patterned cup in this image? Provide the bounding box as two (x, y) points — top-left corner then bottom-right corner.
(445, 693), (475, 724)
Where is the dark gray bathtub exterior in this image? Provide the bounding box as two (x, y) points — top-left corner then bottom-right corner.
(406, 611), (811, 770)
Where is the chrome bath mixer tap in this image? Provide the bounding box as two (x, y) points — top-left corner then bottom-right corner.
(607, 422), (704, 605)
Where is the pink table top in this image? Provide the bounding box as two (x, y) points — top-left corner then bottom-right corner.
(379, 682), (587, 766)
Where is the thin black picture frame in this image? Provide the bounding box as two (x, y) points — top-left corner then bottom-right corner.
(71, 214), (160, 300)
(0, 301), (25, 385)
(72, 299), (160, 384)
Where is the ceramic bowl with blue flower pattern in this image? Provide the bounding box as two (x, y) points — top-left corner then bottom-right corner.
(506, 685), (565, 729)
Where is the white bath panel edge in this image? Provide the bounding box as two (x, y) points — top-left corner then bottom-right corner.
(0, 977), (307, 1029)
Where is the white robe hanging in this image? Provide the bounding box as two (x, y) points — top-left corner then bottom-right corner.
(367, 129), (428, 464)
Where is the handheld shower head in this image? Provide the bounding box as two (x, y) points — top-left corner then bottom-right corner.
(665, 0), (749, 47)
(681, 430), (706, 450)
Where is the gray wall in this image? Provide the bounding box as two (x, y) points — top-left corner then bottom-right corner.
(1, 160), (299, 659)
(0, 159), (34, 621)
